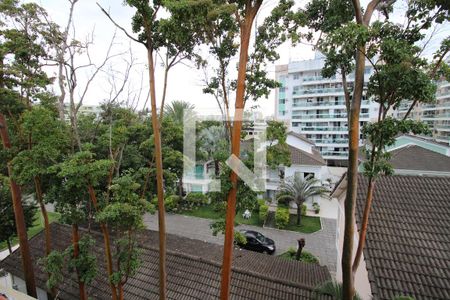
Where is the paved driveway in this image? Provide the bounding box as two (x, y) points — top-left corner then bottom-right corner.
(144, 213), (337, 273)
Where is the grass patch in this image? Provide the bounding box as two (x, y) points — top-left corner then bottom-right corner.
(179, 205), (262, 226)
(284, 214), (321, 234)
(0, 211), (60, 252)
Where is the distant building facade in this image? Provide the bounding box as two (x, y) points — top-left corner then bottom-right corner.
(397, 76), (450, 144)
(274, 53), (380, 165)
(63, 103), (102, 122)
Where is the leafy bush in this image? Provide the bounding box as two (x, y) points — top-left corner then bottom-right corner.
(212, 200), (227, 213)
(259, 204), (269, 222)
(312, 202), (320, 214)
(185, 192), (208, 206)
(275, 207), (289, 229)
(281, 247), (319, 264)
(256, 199), (266, 211)
(301, 204), (307, 216)
(234, 231), (247, 245)
(164, 195), (180, 212)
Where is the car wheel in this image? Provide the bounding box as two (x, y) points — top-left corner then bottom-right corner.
(262, 250), (269, 254)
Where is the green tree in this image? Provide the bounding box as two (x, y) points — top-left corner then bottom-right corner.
(276, 175), (328, 225)
(97, 173), (151, 300)
(314, 280), (362, 300)
(0, 179), (36, 254)
(199, 125), (229, 176)
(266, 120), (291, 171)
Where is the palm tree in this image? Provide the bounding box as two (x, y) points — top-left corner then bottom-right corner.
(199, 125), (229, 176)
(276, 174), (328, 225)
(164, 100), (195, 125)
(314, 280), (362, 300)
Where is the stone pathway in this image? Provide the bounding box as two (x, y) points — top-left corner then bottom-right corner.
(144, 213), (337, 274)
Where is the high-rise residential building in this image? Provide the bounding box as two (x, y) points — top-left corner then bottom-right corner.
(63, 103), (102, 122)
(397, 77), (450, 144)
(274, 53), (380, 165)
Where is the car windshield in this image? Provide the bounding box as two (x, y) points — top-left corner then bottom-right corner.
(254, 232), (266, 243)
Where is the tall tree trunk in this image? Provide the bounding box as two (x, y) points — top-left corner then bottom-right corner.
(87, 185), (118, 300)
(214, 159), (220, 177)
(0, 114), (37, 298)
(34, 176), (51, 255)
(145, 25), (167, 300)
(342, 2), (379, 298)
(72, 224), (87, 300)
(220, 4), (261, 298)
(296, 204), (301, 225)
(341, 45), (365, 300)
(352, 177), (376, 273)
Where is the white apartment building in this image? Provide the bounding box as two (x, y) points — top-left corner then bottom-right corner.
(274, 53), (380, 165)
(397, 78), (450, 144)
(63, 103), (102, 122)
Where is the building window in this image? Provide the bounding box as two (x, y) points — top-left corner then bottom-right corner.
(293, 73), (300, 80)
(304, 172), (315, 179)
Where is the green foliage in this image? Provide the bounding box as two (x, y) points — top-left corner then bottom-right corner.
(312, 202), (320, 214)
(164, 100), (195, 125)
(164, 195), (181, 212)
(301, 204), (307, 216)
(259, 204), (269, 223)
(0, 181), (36, 249)
(40, 250), (65, 289)
(66, 235), (97, 285)
(256, 199), (266, 212)
(109, 237), (141, 286)
(234, 231), (247, 245)
(275, 207), (289, 229)
(266, 120), (291, 169)
(314, 280), (362, 300)
(185, 192), (208, 206)
(283, 247), (319, 264)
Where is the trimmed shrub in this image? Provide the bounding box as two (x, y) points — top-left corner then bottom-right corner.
(281, 247), (319, 264)
(164, 195), (180, 212)
(312, 202), (320, 214)
(259, 204), (269, 222)
(256, 199), (266, 212)
(301, 204), (307, 216)
(275, 207), (289, 229)
(185, 192), (208, 207)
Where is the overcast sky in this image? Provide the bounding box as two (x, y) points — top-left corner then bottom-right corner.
(29, 0), (448, 117)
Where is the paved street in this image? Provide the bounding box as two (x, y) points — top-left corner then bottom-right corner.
(144, 213), (337, 273)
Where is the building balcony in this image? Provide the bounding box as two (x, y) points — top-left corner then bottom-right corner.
(300, 127), (348, 132)
(292, 113), (369, 120)
(293, 87), (344, 97)
(312, 139), (348, 145)
(292, 100), (370, 108)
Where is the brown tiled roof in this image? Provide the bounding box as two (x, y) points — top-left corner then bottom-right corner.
(356, 175), (450, 300)
(1, 223), (331, 299)
(388, 145), (450, 173)
(289, 145), (326, 166)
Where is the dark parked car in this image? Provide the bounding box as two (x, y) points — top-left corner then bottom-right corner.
(236, 230), (276, 254)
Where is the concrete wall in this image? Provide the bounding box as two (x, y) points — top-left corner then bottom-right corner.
(1, 273), (48, 300)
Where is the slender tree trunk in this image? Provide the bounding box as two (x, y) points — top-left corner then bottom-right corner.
(145, 28), (167, 300)
(72, 224), (87, 300)
(87, 185), (118, 300)
(6, 239), (12, 254)
(0, 114), (37, 298)
(34, 176), (51, 255)
(296, 205), (301, 225)
(220, 4), (261, 298)
(214, 159), (220, 177)
(352, 177), (376, 273)
(341, 43), (365, 300)
(119, 284), (124, 300)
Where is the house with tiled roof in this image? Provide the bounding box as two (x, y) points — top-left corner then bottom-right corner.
(184, 132), (332, 201)
(332, 175), (450, 300)
(0, 223), (332, 300)
(359, 134), (450, 177)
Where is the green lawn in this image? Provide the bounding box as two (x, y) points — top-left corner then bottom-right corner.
(0, 211), (60, 252)
(284, 215), (321, 234)
(178, 205), (320, 233)
(179, 205), (262, 226)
